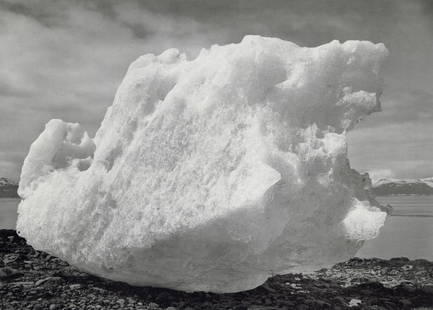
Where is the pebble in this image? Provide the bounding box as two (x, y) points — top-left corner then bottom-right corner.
(3, 254), (20, 264)
(10, 281), (34, 287)
(35, 276), (62, 286)
(69, 284), (83, 290)
(0, 267), (20, 279)
(348, 298), (362, 307)
(148, 302), (160, 309)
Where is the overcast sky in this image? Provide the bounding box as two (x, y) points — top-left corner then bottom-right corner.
(1, 0), (432, 181)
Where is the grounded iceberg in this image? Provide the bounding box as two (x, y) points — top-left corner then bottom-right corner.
(17, 36), (388, 293)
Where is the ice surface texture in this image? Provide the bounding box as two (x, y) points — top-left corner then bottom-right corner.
(17, 36), (388, 293)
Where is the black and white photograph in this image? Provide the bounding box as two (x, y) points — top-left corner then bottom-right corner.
(0, 0), (432, 309)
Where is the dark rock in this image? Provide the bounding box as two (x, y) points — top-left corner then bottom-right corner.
(2, 253), (20, 264)
(332, 296), (347, 306)
(399, 299), (412, 307)
(389, 257), (410, 265)
(397, 282), (416, 293)
(0, 267), (21, 279)
(156, 291), (175, 304)
(421, 285), (433, 295)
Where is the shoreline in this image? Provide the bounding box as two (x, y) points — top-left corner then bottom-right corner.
(1, 229), (432, 309)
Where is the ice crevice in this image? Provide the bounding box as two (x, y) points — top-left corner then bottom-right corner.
(17, 35), (388, 293)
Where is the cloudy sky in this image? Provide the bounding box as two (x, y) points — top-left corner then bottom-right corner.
(1, 0), (432, 181)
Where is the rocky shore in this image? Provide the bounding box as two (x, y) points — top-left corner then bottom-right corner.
(1, 229), (432, 310)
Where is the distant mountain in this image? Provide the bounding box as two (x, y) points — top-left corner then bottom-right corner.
(0, 178), (19, 198)
(372, 177), (433, 196)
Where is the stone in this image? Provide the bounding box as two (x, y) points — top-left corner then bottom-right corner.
(69, 284), (83, 290)
(0, 267), (20, 279)
(35, 277), (63, 286)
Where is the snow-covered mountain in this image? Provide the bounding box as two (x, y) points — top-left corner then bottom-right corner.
(372, 177), (433, 196)
(0, 177), (19, 198)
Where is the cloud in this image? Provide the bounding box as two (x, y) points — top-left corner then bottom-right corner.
(348, 120), (433, 179)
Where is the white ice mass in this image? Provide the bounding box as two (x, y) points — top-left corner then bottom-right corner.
(17, 36), (388, 293)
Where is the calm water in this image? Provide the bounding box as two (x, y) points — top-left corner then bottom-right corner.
(1, 196), (432, 260)
(358, 196), (433, 260)
(0, 198), (19, 229)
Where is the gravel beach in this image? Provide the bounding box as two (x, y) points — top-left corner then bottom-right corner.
(1, 229), (432, 310)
